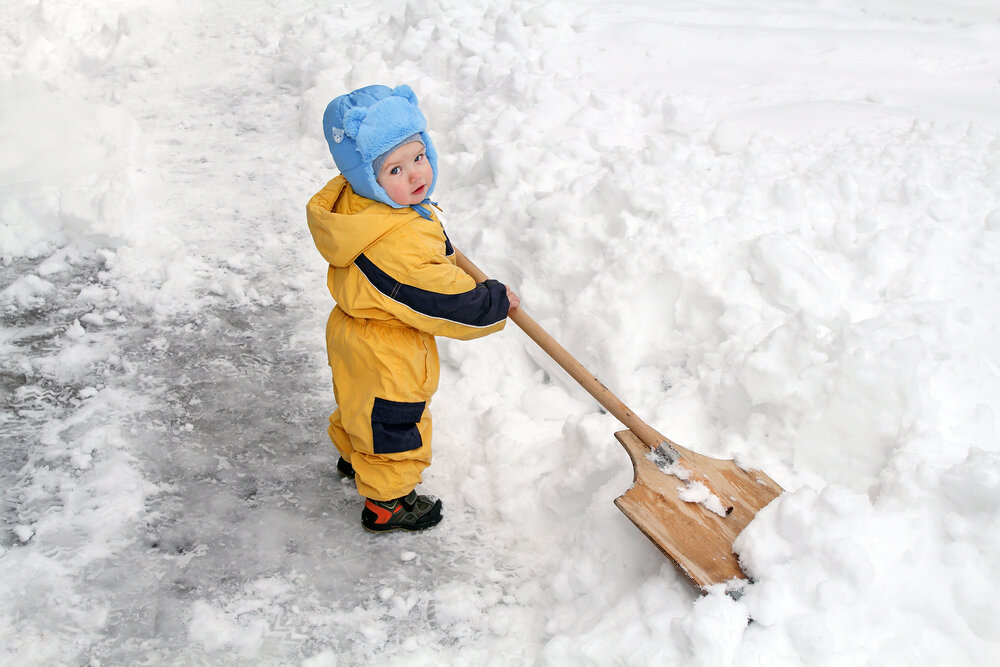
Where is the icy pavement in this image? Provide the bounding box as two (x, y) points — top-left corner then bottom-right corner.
(0, 258), (548, 663)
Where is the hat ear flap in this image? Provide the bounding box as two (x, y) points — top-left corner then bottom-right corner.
(391, 84), (418, 105)
(343, 107), (367, 138)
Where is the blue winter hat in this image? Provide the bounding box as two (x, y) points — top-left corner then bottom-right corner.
(322, 84), (438, 209)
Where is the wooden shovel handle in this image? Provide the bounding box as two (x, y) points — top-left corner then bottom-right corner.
(454, 248), (733, 513)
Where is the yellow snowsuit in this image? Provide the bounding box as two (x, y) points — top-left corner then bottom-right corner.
(306, 176), (508, 500)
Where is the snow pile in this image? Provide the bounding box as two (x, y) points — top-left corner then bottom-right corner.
(3, 0), (1000, 664)
(736, 449), (1000, 664)
(0, 3), (147, 259)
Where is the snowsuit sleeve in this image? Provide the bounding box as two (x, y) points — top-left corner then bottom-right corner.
(345, 221), (509, 340)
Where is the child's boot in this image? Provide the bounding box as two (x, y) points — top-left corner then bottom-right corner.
(336, 457), (355, 478)
(362, 491), (442, 532)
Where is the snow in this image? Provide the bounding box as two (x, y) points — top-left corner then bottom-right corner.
(3, 0), (1000, 664)
(677, 481), (729, 518)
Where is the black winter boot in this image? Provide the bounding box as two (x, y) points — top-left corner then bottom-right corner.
(362, 491), (442, 532)
(336, 457), (355, 479)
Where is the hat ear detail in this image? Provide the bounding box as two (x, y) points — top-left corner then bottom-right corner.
(343, 108), (367, 138)
(391, 84), (418, 104)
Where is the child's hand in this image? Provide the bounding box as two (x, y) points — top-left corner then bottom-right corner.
(506, 286), (520, 313)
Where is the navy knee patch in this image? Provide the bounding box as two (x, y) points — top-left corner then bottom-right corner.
(371, 398), (426, 454)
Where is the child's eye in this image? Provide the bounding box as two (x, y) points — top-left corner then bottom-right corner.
(414, 153), (424, 162)
(390, 166), (401, 175)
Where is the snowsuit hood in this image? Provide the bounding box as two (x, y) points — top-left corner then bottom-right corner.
(322, 84), (438, 212)
(305, 175), (415, 269)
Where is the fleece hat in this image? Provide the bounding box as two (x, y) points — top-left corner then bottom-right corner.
(322, 84), (438, 210)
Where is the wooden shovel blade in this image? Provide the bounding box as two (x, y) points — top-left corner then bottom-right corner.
(613, 429), (783, 590)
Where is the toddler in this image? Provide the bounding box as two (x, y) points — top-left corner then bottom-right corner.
(306, 84), (518, 532)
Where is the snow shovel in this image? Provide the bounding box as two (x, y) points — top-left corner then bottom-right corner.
(455, 249), (784, 590)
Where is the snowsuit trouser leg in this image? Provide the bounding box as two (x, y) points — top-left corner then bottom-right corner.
(326, 307), (438, 501)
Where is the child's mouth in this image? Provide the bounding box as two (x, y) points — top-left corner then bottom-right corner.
(412, 185), (426, 196)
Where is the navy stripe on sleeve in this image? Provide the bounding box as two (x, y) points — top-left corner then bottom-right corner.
(355, 253), (508, 328)
(441, 227), (454, 257)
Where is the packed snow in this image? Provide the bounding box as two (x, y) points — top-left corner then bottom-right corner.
(3, 0), (1000, 664)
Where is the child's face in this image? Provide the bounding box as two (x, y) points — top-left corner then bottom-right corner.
(376, 141), (433, 206)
